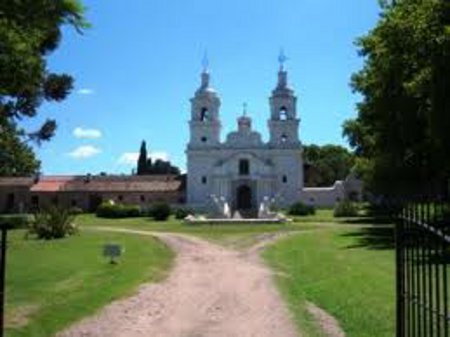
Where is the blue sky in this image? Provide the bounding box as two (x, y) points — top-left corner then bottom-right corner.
(30, 0), (380, 175)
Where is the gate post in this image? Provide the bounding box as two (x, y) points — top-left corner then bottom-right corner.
(395, 202), (405, 337)
(0, 226), (8, 337)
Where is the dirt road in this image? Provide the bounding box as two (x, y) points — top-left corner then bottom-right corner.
(57, 230), (300, 337)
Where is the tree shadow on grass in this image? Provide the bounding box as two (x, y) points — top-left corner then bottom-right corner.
(341, 224), (395, 250)
(340, 215), (393, 225)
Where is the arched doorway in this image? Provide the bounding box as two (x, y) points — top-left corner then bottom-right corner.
(236, 185), (252, 210)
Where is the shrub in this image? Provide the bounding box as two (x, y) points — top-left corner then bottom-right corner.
(0, 214), (30, 229)
(29, 206), (78, 240)
(334, 200), (359, 217)
(69, 207), (84, 215)
(96, 202), (141, 218)
(174, 208), (194, 220)
(288, 202), (315, 216)
(151, 202), (171, 221)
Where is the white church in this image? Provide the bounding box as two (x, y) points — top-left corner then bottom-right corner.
(186, 58), (349, 214)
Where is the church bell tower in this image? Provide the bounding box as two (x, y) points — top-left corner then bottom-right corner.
(188, 61), (221, 148)
(268, 52), (300, 147)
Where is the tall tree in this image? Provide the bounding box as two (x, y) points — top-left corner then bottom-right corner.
(343, 0), (450, 195)
(137, 140), (148, 175)
(0, 0), (88, 176)
(135, 140), (180, 176)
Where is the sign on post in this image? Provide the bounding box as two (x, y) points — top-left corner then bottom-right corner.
(103, 243), (122, 264)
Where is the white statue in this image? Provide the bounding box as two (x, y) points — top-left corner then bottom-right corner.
(210, 194), (231, 218)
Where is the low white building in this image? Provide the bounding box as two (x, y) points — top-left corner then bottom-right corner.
(186, 60), (350, 214)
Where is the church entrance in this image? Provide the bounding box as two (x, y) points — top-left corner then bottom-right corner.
(236, 185), (252, 210)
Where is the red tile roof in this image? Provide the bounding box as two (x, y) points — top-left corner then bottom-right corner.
(29, 176), (75, 192)
(26, 175), (182, 193)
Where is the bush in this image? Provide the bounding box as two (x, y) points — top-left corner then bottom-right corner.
(28, 206), (78, 240)
(334, 200), (359, 217)
(69, 207), (84, 215)
(288, 202), (316, 216)
(151, 203), (171, 221)
(174, 208), (194, 220)
(0, 214), (30, 229)
(96, 202), (141, 218)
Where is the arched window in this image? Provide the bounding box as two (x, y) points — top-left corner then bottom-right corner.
(239, 159), (250, 175)
(282, 175), (288, 183)
(200, 107), (209, 121)
(279, 106), (288, 120)
(281, 134), (288, 143)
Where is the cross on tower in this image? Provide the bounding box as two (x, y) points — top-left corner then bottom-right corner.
(278, 49), (288, 71)
(202, 51), (209, 73)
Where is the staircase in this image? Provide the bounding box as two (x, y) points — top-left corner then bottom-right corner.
(236, 209), (258, 219)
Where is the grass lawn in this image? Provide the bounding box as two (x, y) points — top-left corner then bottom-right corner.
(75, 210), (346, 249)
(5, 229), (174, 337)
(263, 226), (395, 337)
(5, 210), (394, 337)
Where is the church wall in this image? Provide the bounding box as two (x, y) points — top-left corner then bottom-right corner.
(301, 181), (346, 207)
(186, 152), (217, 206)
(269, 150), (303, 206)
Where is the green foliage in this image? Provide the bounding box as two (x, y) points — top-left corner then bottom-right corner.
(29, 206), (78, 239)
(174, 207), (194, 220)
(343, 0), (450, 194)
(69, 206), (84, 215)
(135, 140), (181, 175)
(96, 202), (141, 218)
(333, 200), (359, 217)
(288, 202), (316, 216)
(0, 0), (88, 176)
(151, 202), (171, 221)
(0, 119), (40, 176)
(137, 140), (148, 175)
(303, 144), (355, 187)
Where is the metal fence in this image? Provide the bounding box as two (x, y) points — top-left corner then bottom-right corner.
(396, 198), (450, 337)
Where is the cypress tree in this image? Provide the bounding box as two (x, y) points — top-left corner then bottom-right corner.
(137, 140), (148, 175)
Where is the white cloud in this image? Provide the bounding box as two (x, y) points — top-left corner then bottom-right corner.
(117, 152), (139, 165)
(68, 145), (101, 159)
(77, 88), (95, 95)
(117, 151), (169, 166)
(73, 127), (102, 139)
(150, 151), (169, 161)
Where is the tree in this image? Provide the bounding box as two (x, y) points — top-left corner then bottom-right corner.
(135, 141), (181, 175)
(137, 140), (148, 175)
(0, 0), (88, 176)
(303, 144), (354, 187)
(343, 0), (450, 195)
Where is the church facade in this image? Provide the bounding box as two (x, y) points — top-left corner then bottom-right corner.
(186, 64), (304, 213)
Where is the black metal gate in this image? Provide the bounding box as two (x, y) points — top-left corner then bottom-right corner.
(396, 199), (450, 336)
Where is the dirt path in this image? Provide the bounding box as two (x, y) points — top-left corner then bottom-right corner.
(57, 229), (300, 337)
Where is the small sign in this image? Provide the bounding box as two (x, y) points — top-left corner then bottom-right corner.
(103, 243), (122, 264)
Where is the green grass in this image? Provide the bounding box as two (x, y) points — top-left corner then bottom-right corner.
(4, 211), (394, 337)
(6, 229), (174, 337)
(263, 226), (395, 337)
(76, 213), (324, 249)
